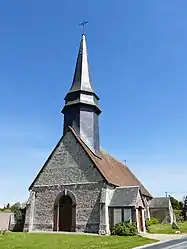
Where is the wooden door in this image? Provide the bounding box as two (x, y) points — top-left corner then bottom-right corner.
(59, 196), (72, 232)
(138, 207), (143, 231)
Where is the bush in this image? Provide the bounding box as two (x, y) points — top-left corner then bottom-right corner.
(145, 217), (159, 232)
(174, 210), (184, 223)
(146, 217), (159, 227)
(0, 230), (7, 235)
(111, 221), (137, 236)
(11, 206), (26, 232)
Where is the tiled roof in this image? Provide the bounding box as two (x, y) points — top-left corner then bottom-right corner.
(70, 127), (152, 197)
(29, 126), (152, 198)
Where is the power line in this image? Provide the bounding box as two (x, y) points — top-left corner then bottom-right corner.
(165, 191), (187, 194)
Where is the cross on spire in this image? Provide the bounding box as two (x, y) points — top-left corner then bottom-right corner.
(79, 21), (88, 35)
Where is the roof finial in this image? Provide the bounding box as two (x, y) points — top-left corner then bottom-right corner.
(79, 21), (88, 35)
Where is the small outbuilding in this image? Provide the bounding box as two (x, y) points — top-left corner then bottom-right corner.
(149, 197), (175, 224)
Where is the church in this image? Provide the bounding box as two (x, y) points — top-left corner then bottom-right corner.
(24, 33), (173, 235)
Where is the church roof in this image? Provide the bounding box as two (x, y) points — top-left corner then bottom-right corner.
(69, 127), (152, 198)
(29, 126), (152, 198)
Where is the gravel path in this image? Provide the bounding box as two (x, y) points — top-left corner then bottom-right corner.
(140, 232), (187, 241)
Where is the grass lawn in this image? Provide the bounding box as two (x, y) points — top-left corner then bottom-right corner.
(0, 232), (156, 249)
(149, 222), (187, 234)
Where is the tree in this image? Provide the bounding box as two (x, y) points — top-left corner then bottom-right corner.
(182, 196), (187, 220)
(183, 196), (187, 207)
(169, 196), (181, 210)
(179, 201), (183, 210)
(10, 202), (21, 212)
(5, 202), (27, 232)
(6, 203), (10, 209)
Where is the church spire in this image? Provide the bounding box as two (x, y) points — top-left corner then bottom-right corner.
(68, 34), (94, 94)
(62, 33), (101, 154)
(62, 33), (101, 112)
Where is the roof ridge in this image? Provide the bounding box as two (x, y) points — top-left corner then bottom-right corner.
(101, 151), (152, 197)
(69, 126), (102, 159)
(101, 150), (127, 166)
(28, 126), (151, 198)
(152, 197), (170, 199)
(117, 186), (140, 189)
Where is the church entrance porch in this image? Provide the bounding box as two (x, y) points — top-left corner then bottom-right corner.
(53, 191), (76, 232)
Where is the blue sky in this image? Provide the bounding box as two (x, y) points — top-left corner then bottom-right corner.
(0, 0), (187, 207)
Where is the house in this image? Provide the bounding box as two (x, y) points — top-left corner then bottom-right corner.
(149, 197), (175, 224)
(24, 32), (154, 235)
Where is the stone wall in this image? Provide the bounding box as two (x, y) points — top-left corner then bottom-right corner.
(99, 186), (115, 234)
(0, 212), (22, 232)
(24, 191), (35, 231)
(143, 197), (151, 220)
(25, 130), (105, 233)
(28, 183), (103, 233)
(136, 191), (144, 208)
(0, 212), (13, 230)
(33, 130), (103, 186)
(149, 199), (174, 224)
(150, 208), (171, 224)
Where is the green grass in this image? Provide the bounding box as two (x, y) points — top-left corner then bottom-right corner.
(0, 232), (156, 249)
(149, 222), (187, 234)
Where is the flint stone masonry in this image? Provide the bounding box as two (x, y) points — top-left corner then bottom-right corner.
(34, 130), (103, 186)
(25, 130), (106, 233)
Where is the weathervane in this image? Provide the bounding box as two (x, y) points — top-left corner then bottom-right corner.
(79, 21), (88, 35)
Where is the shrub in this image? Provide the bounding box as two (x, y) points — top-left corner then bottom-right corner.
(12, 206), (26, 232)
(146, 217), (159, 227)
(0, 230), (7, 235)
(174, 210), (184, 223)
(111, 221), (137, 236)
(145, 217), (159, 232)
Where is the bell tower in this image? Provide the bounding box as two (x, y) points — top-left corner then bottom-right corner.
(61, 34), (101, 154)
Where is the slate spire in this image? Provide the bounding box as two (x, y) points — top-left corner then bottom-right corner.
(69, 34), (94, 94)
(63, 34), (101, 109)
(62, 34), (101, 154)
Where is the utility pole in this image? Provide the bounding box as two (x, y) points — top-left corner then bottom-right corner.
(184, 196), (187, 221)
